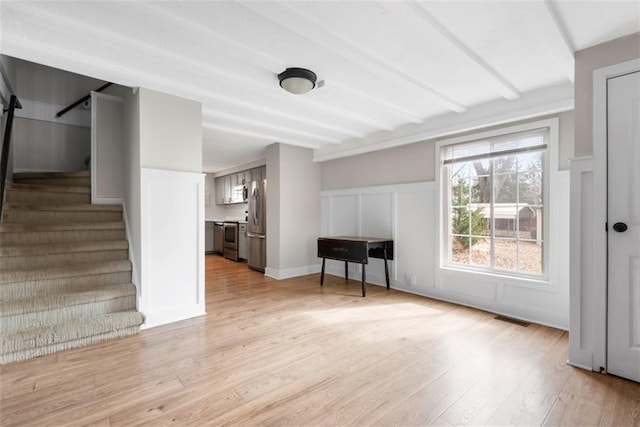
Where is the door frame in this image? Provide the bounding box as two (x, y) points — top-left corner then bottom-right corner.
(592, 58), (640, 372)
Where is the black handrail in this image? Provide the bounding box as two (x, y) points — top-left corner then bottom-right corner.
(1, 94), (22, 221)
(55, 82), (113, 118)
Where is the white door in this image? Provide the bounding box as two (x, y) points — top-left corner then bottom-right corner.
(607, 70), (640, 382)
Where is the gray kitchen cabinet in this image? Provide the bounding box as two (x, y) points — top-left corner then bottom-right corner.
(238, 223), (247, 259)
(205, 221), (214, 254)
(215, 176), (226, 205)
(215, 166), (266, 205)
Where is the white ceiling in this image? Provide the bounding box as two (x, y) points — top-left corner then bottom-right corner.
(1, 1), (639, 172)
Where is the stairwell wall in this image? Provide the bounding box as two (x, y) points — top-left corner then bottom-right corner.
(123, 87), (205, 329)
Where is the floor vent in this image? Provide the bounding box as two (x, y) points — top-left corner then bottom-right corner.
(494, 315), (530, 327)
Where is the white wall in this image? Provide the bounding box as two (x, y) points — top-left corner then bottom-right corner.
(122, 88), (142, 298)
(122, 87), (205, 329)
(321, 174), (570, 329)
(569, 33), (640, 372)
(320, 116), (570, 329)
(266, 143), (322, 279)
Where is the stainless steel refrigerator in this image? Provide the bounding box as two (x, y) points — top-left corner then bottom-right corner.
(247, 179), (266, 272)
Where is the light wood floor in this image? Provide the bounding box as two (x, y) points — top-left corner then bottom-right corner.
(1, 255), (639, 426)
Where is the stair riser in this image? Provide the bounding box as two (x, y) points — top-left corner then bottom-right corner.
(0, 229), (125, 246)
(0, 325), (141, 364)
(1, 296), (137, 332)
(2, 210), (122, 224)
(0, 271), (132, 300)
(5, 191), (90, 205)
(13, 177), (91, 186)
(0, 249), (129, 270)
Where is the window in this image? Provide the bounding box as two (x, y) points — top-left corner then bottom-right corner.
(441, 128), (548, 277)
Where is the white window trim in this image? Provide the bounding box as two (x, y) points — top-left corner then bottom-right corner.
(436, 118), (560, 285)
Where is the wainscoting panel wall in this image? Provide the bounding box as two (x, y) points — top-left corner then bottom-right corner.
(568, 157), (603, 371)
(321, 175), (570, 330)
(140, 168), (205, 328)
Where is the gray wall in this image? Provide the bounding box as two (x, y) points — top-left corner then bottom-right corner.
(322, 111), (575, 190)
(139, 88), (202, 173)
(266, 143), (321, 275)
(574, 32), (640, 157)
(1, 55), (17, 181)
(9, 57), (123, 172)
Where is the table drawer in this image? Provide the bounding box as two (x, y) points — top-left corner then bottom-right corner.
(317, 239), (368, 263)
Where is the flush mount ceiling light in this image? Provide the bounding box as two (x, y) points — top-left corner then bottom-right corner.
(278, 67), (317, 95)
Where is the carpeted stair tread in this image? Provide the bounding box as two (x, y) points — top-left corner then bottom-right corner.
(13, 171), (89, 180)
(0, 311), (144, 363)
(3, 202), (122, 212)
(0, 221), (124, 233)
(0, 271), (133, 301)
(0, 260), (132, 285)
(0, 283), (136, 317)
(0, 240), (128, 257)
(6, 183), (91, 194)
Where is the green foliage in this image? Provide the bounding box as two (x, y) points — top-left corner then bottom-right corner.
(451, 175), (487, 249)
(452, 206), (486, 249)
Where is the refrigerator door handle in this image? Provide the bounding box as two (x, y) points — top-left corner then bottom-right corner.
(247, 232), (265, 239)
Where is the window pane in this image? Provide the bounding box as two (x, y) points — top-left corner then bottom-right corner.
(470, 238), (490, 267)
(451, 178), (470, 206)
(518, 240), (543, 274)
(451, 236), (469, 264)
(494, 155), (517, 173)
(474, 213), (491, 236)
(471, 160), (491, 203)
(518, 205), (538, 239)
(494, 238), (518, 271)
(451, 207), (470, 235)
(519, 170), (542, 205)
(442, 129), (546, 278)
(494, 173), (518, 203)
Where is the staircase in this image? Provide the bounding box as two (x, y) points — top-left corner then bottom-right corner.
(0, 170), (144, 364)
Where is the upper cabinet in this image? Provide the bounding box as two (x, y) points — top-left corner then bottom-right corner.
(215, 166), (266, 205)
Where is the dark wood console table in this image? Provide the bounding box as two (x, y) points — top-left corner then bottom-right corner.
(317, 236), (394, 297)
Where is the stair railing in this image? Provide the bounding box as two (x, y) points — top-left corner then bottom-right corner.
(56, 82), (112, 118)
(1, 94), (22, 221)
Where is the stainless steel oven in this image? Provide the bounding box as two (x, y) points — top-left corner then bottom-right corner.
(223, 222), (239, 261)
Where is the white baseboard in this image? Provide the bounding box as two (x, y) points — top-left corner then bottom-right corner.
(141, 306), (206, 330)
(265, 264), (322, 280)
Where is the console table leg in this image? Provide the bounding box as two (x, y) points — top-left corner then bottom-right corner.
(345, 261), (348, 282)
(384, 250), (390, 289)
(320, 258), (326, 286)
(362, 265), (366, 297)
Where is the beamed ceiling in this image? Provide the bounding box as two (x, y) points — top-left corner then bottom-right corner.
(1, 1), (639, 172)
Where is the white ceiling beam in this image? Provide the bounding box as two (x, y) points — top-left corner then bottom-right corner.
(313, 81), (574, 162)
(203, 123), (321, 149)
(1, 31), (366, 140)
(237, 0), (467, 114)
(1, 4), (368, 139)
(403, 1), (521, 101)
(202, 109), (342, 144)
(140, 2), (425, 127)
(9, 1), (389, 133)
(543, 0), (576, 82)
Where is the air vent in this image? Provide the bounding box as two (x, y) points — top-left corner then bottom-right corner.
(494, 315), (530, 327)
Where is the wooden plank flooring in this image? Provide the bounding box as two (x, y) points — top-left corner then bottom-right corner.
(1, 255), (639, 426)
